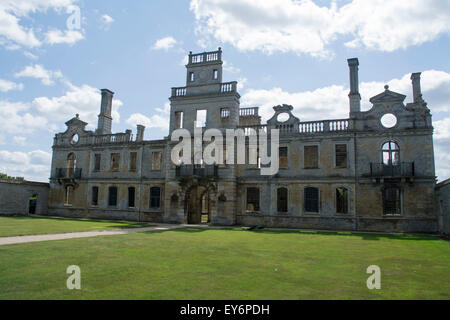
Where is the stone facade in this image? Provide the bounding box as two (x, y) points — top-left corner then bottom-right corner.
(436, 179), (450, 235)
(47, 48), (438, 233)
(0, 180), (49, 216)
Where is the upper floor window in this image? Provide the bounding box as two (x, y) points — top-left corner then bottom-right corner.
(304, 187), (319, 213)
(67, 153), (76, 171)
(196, 110), (207, 127)
(304, 145), (318, 169)
(111, 153), (120, 171)
(152, 152), (162, 171)
(175, 111), (184, 129)
(190, 72), (195, 82)
(277, 187), (288, 213)
(382, 141), (400, 165)
(335, 144), (347, 168)
(213, 69), (218, 80)
(336, 187), (348, 214)
(279, 147), (288, 169)
(220, 108), (230, 118)
(94, 154), (101, 171)
(246, 187), (260, 212)
(130, 152), (137, 171)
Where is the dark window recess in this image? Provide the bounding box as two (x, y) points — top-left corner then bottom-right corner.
(92, 187), (99, 206)
(150, 187), (161, 209)
(304, 187), (319, 213)
(335, 144), (347, 168)
(279, 147), (288, 169)
(304, 146), (318, 169)
(383, 187), (401, 215)
(336, 187), (348, 214)
(277, 188), (288, 212)
(111, 153), (120, 171)
(108, 186), (118, 207)
(29, 194), (37, 214)
(130, 152), (137, 171)
(94, 154), (101, 171)
(128, 187), (135, 208)
(246, 187), (260, 212)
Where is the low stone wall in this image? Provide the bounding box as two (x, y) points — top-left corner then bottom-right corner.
(436, 179), (450, 235)
(0, 179), (49, 216)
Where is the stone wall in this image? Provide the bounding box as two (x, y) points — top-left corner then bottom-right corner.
(0, 179), (49, 216)
(436, 179), (450, 235)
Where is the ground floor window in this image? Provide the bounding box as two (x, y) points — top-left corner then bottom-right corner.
(108, 186), (118, 207)
(128, 187), (135, 208)
(246, 187), (260, 212)
(277, 187), (288, 212)
(150, 187), (161, 209)
(383, 187), (401, 215)
(336, 187), (348, 214)
(65, 186), (73, 206)
(92, 186), (99, 206)
(304, 187), (319, 213)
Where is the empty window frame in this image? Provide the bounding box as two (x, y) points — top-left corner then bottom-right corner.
(213, 69), (218, 80)
(383, 187), (401, 215)
(174, 111), (184, 129)
(130, 152), (137, 171)
(108, 186), (118, 207)
(92, 186), (99, 206)
(150, 187), (161, 209)
(304, 145), (319, 169)
(277, 187), (288, 213)
(336, 187), (348, 214)
(196, 110), (207, 127)
(279, 147), (288, 169)
(111, 153), (120, 171)
(65, 186), (74, 206)
(246, 187), (260, 212)
(152, 152), (162, 170)
(128, 187), (136, 208)
(382, 141), (400, 165)
(94, 154), (101, 171)
(304, 187), (319, 213)
(190, 72), (195, 82)
(335, 144), (347, 168)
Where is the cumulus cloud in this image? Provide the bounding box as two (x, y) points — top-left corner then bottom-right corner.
(0, 101), (52, 134)
(15, 64), (63, 86)
(126, 102), (170, 131)
(12, 136), (27, 146)
(0, 78), (23, 92)
(100, 14), (114, 31)
(44, 29), (84, 45)
(190, 0), (450, 58)
(0, 149), (52, 182)
(0, 0), (80, 49)
(152, 36), (177, 51)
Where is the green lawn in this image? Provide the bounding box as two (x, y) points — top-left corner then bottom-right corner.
(0, 227), (449, 299)
(0, 216), (151, 237)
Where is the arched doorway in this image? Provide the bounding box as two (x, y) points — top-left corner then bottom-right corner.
(185, 186), (211, 224)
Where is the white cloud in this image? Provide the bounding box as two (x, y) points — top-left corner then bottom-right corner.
(190, 0), (450, 58)
(44, 29), (84, 45)
(126, 102), (170, 131)
(0, 149), (51, 182)
(100, 14), (114, 31)
(0, 134), (5, 145)
(152, 36), (177, 51)
(32, 83), (123, 127)
(15, 64), (63, 86)
(0, 78), (23, 92)
(23, 51), (38, 60)
(223, 60), (240, 74)
(12, 136), (27, 146)
(0, 101), (52, 134)
(434, 118), (450, 141)
(0, 0), (79, 49)
(237, 77), (248, 91)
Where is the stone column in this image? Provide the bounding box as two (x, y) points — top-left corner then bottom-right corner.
(347, 58), (361, 115)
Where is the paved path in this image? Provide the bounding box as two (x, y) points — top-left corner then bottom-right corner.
(0, 224), (189, 246)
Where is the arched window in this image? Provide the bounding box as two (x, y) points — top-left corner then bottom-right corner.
(66, 153), (76, 176)
(277, 187), (288, 212)
(150, 187), (161, 209)
(304, 187), (319, 213)
(382, 141), (400, 165)
(336, 187), (348, 214)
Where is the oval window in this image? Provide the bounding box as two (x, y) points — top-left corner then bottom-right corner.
(70, 134), (79, 145)
(380, 113), (397, 128)
(277, 113), (290, 122)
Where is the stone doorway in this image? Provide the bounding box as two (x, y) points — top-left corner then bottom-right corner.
(186, 186), (211, 224)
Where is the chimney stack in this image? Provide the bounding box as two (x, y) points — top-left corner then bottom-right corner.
(347, 58), (361, 115)
(97, 89), (114, 135)
(136, 125), (145, 142)
(411, 72), (423, 103)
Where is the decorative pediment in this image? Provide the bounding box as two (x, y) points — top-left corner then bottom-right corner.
(369, 85), (406, 104)
(267, 104), (300, 124)
(65, 114), (88, 129)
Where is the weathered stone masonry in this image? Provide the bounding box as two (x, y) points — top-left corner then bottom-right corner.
(46, 48), (438, 233)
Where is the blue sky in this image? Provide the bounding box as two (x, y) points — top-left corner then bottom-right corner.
(0, 0), (449, 182)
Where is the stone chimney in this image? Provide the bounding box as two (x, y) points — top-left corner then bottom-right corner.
(97, 89), (114, 135)
(136, 125), (145, 142)
(411, 72), (423, 103)
(347, 58), (361, 115)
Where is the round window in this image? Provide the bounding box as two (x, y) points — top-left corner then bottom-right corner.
(70, 134), (79, 145)
(277, 113), (290, 122)
(380, 113), (397, 128)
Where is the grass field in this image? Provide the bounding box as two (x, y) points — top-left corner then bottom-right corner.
(0, 216), (151, 237)
(0, 225), (449, 299)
